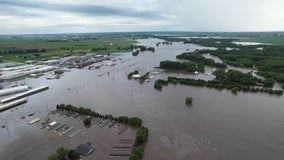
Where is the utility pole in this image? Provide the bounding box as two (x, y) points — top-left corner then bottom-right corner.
(46, 103), (49, 114)
(5, 120), (10, 138)
(76, 90), (79, 106)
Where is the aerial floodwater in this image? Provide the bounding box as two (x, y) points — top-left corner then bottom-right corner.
(1, 38), (284, 160)
(232, 41), (270, 46)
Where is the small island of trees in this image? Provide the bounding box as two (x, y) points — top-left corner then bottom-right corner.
(160, 60), (204, 72)
(128, 70), (139, 79)
(132, 45), (155, 56)
(127, 70), (150, 83)
(185, 97), (193, 105)
(176, 51), (226, 68)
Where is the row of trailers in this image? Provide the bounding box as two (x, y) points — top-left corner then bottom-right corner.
(109, 139), (133, 159)
(92, 117), (129, 136)
(33, 116), (82, 138)
(0, 85), (49, 112)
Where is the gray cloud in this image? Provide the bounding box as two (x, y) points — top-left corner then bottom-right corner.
(0, 0), (283, 34)
(0, 0), (167, 19)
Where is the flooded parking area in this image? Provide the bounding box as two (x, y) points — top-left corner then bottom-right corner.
(0, 109), (136, 160)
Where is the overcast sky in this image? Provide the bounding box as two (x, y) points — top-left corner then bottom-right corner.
(0, 0), (284, 34)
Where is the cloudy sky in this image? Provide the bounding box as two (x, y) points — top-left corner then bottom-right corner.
(0, 0), (284, 34)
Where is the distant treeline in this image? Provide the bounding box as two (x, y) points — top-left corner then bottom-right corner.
(209, 46), (284, 83)
(91, 46), (131, 52)
(156, 36), (284, 84)
(160, 60), (204, 72)
(214, 69), (275, 87)
(132, 45), (155, 56)
(184, 38), (239, 48)
(159, 50), (226, 73)
(176, 51), (226, 68)
(0, 48), (47, 54)
(156, 41), (172, 46)
(91, 47), (108, 51)
(45, 39), (69, 42)
(132, 45), (155, 52)
(153, 36), (239, 48)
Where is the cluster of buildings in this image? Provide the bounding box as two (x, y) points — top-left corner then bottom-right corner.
(44, 53), (110, 69)
(0, 53), (111, 80)
(0, 65), (55, 80)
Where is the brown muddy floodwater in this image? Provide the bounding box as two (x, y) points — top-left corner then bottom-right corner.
(1, 38), (284, 160)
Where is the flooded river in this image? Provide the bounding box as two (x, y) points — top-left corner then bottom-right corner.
(1, 38), (284, 160)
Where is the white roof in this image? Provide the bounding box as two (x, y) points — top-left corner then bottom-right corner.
(0, 85), (29, 96)
(132, 74), (141, 78)
(0, 85), (49, 103)
(48, 121), (57, 126)
(0, 65), (55, 80)
(0, 98), (27, 111)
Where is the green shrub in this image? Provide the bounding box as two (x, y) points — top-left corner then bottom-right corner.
(185, 97), (193, 105)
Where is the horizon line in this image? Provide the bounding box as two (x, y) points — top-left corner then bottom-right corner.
(0, 30), (284, 36)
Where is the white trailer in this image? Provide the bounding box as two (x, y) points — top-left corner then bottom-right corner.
(0, 85), (49, 104)
(0, 98), (27, 112)
(0, 85), (29, 96)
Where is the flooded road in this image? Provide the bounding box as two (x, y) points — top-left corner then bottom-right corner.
(1, 38), (284, 160)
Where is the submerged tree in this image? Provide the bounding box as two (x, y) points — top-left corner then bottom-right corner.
(48, 147), (80, 160)
(83, 117), (92, 126)
(185, 96), (193, 105)
(67, 149), (80, 160)
(56, 147), (69, 160)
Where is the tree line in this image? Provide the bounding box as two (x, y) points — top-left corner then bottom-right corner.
(184, 38), (239, 48)
(214, 69), (261, 86)
(132, 45), (155, 56)
(56, 104), (143, 127)
(153, 36), (238, 48)
(0, 48), (47, 54)
(160, 60), (204, 72)
(154, 79), (168, 90)
(176, 51), (226, 68)
(209, 45), (284, 83)
(153, 77), (283, 96)
(154, 36), (284, 85)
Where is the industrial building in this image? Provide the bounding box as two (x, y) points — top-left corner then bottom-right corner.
(0, 65), (55, 80)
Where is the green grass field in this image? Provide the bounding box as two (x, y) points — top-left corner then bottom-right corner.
(239, 37), (284, 45)
(0, 36), (136, 63)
